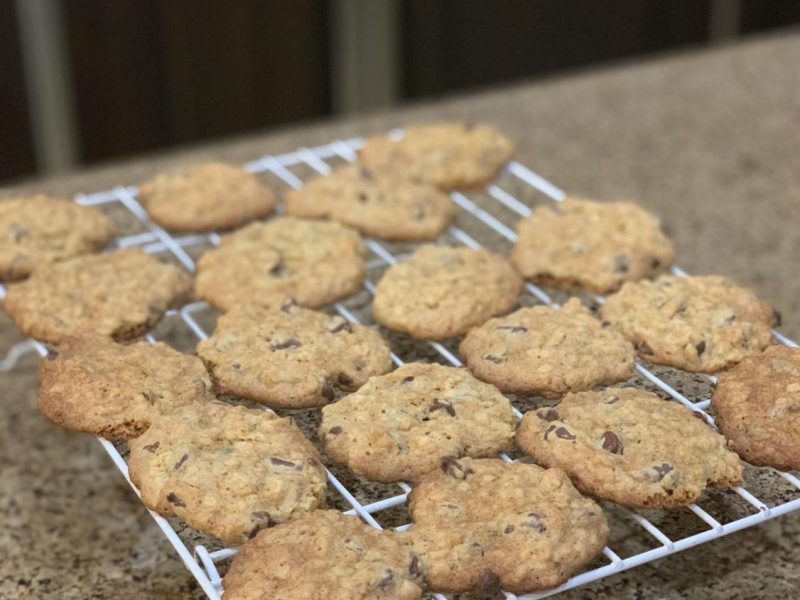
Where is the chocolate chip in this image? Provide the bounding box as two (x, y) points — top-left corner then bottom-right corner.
(337, 372), (353, 386)
(166, 492), (186, 508)
(270, 338), (302, 351)
(174, 453), (189, 469)
(409, 553), (420, 576)
(695, 340), (706, 356)
(504, 524), (515, 534)
(650, 257), (662, 269)
(527, 512), (546, 532)
(402, 376), (415, 383)
(328, 319), (352, 334)
(773, 309), (782, 327)
(280, 298), (297, 312)
(604, 395), (619, 404)
(232, 362), (242, 370)
(601, 431), (623, 454)
(270, 457), (297, 468)
(649, 462), (674, 482)
(440, 456), (473, 479)
(268, 261), (290, 277)
(474, 569), (501, 592)
(537, 408), (559, 422)
(496, 325), (527, 333)
(321, 379), (335, 401)
(614, 254), (630, 273)
(328, 426), (343, 436)
(601, 320), (611, 328)
(142, 441), (160, 453)
(483, 353), (505, 364)
(637, 340), (654, 355)
(359, 167), (374, 180)
(545, 425), (576, 441)
(429, 399), (456, 417)
(248, 511), (277, 538)
(376, 569), (394, 590)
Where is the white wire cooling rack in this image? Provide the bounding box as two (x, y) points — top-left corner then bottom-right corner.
(1, 134), (799, 600)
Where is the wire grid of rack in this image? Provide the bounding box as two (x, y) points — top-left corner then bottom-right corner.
(2, 134), (799, 600)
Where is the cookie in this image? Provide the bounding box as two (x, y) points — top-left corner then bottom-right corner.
(358, 122), (514, 190)
(511, 197), (675, 293)
(3, 248), (192, 344)
(0, 194), (115, 281)
(195, 216), (366, 312)
(320, 363), (516, 483)
(38, 336), (215, 440)
(138, 162), (276, 232)
(222, 510), (424, 600)
(197, 300), (392, 408)
(515, 388), (744, 508)
(407, 457), (608, 594)
(128, 402), (327, 544)
(460, 297), (635, 397)
(372, 245), (522, 340)
(599, 275), (777, 373)
(712, 345), (800, 471)
(284, 164), (455, 241)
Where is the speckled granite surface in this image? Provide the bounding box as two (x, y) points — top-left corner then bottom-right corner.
(1, 30), (800, 600)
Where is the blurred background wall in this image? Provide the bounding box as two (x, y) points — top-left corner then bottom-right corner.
(2, 0), (799, 184)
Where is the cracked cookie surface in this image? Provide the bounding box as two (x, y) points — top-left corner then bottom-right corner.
(3, 248), (192, 343)
(0, 194), (115, 281)
(128, 402), (327, 544)
(195, 216), (365, 311)
(600, 275), (776, 373)
(460, 297), (635, 396)
(358, 122), (514, 190)
(511, 197), (674, 293)
(139, 162), (276, 232)
(372, 245), (522, 340)
(320, 363), (516, 483)
(285, 164), (455, 241)
(197, 300), (392, 408)
(713, 345), (800, 470)
(223, 510), (424, 600)
(515, 388), (743, 508)
(407, 457), (608, 594)
(38, 336), (215, 440)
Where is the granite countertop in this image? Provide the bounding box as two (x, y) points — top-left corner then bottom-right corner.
(1, 30), (799, 600)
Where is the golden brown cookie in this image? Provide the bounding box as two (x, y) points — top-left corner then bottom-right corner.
(139, 162), (276, 232)
(222, 510), (424, 600)
(320, 363), (516, 483)
(128, 402), (327, 544)
(511, 197), (674, 293)
(3, 248), (192, 344)
(459, 297), (635, 397)
(407, 457), (608, 594)
(284, 164), (455, 241)
(38, 336), (215, 440)
(0, 194), (115, 281)
(712, 345), (800, 471)
(600, 275), (777, 373)
(372, 245), (522, 340)
(197, 300), (392, 408)
(515, 388), (744, 508)
(358, 122), (514, 190)
(195, 216), (366, 311)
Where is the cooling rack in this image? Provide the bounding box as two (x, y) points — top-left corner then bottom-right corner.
(1, 134), (799, 600)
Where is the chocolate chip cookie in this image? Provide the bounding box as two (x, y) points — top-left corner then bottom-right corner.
(222, 510), (424, 600)
(516, 388), (744, 508)
(320, 363), (516, 483)
(460, 297), (635, 396)
(284, 164), (455, 241)
(372, 245), (522, 340)
(3, 248), (192, 344)
(358, 122), (515, 190)
(407, 457), (608, 594)
(511, 197), (674, 293)
(38, 336), (215, 440)
(128, 402), (327, 544)
(600, 275), (777, 373)
(712, 345), (800, 471)
(138, 162), (276, 232)
(0, 194), (115, 281)
(195, 216), (366, 311)
(197, 299), (392, 408)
